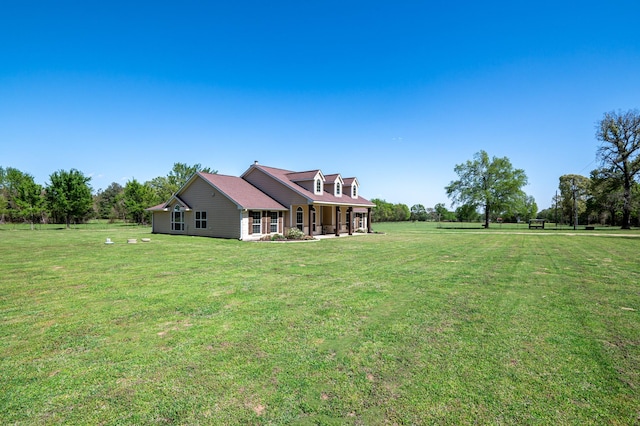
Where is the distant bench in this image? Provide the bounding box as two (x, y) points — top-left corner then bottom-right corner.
(529, 219), (545, 229)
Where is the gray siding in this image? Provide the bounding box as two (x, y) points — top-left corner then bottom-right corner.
(152, 211), (171, 234)
(295, 180), (314, 193)
(180, 177), (241, 239)
(151, 176), (242, 239)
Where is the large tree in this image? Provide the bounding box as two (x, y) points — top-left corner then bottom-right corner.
(410, 204), (427, 221)
(123, 179), (156, 224)
(149, 162), (216, 202)
(455, 203), (481, 222)
(595, 109), (640, 229)
(14, 173), (45, 229)
(95, 182), (125, 221)
(434, 202), (455, 222)
(445, 150), (528, 228)
(558, 174), (590, 227)
(46, 169), (93, 228)
(0, 166), (31, 222)
(371, 198), (411, 222)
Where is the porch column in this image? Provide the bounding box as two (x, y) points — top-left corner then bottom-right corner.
(367, 208), (372, 233)
(347, 207), (353, 235)
(308, 206), (314, 236)
(335, 206), (340, 236)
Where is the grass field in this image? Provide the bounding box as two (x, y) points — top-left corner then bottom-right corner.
(1, 221), (638, 425)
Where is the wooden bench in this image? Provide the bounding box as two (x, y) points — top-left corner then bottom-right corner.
(528, 219), (545, 229)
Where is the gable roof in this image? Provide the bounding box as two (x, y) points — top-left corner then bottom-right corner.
(244, 164), (375, 207)
(147, 172), (287, 212)
(343, 177), (358, 186)
(323, 173), (344, 185)
(198, 172), (287, 210)
(146, 194), (192, 212)
(287, 170), (324, 182)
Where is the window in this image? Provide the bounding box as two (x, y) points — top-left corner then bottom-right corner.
(270, 212), (278, 233)
(315, 179), (322, 194)
(352, 185), (357, 198)
(296, 207), (304, 231)
(171, 205), (184, 231)
(312, 209), (316, 232)
(336, 182), (341, 196)
(195, 211), (207, 229)
(251, 211), (262, 234)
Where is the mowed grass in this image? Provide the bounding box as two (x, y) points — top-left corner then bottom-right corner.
(1, 222), (638, 425)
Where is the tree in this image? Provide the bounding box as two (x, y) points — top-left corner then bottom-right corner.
(410, 204), (427, 221)
(123, 179), (156, 224)
(14, 174), (45, 229)
(536, 207), (555, 222)
(445, 150), (528, 228)
(596, 109), (640, 229)
(150, 162), (217, 202)
(371, 198), (391, 222)
(371, 199), (411, 222)
(455, 203), (480, 222)
(504, 194), (537, 223)
(589, 168), (621, 225)
(558, 174), (590, 226)
(46, 169), (93, 228)
(95, 182), (125, 221)
(393, 203), (410, 222)
(168, 162), (215, 188)
(434, 203), (455, 222)
(0, 166), (30, 222)
(0, 167), (8, 222)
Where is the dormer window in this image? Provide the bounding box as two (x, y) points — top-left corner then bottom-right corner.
(315, 178), (322, 194)
(352, 184), (358, 198)
(335, 182), (341, 196)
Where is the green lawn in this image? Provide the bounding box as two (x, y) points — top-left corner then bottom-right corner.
(1, 222), (638, 425)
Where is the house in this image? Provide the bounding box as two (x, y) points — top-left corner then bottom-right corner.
(147, 162), (375, 240)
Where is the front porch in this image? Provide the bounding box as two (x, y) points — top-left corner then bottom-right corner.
(289, 204), (372, 237)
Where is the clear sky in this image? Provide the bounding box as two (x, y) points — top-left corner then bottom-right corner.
(2, 1), (639, 210)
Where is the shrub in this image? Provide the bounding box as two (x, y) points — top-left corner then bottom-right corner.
(285, 227), (305, 240)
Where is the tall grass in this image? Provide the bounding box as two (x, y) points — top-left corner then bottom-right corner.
(1, 222), (638, 424)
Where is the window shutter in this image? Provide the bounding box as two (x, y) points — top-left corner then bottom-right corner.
(248, 212), (253, 234)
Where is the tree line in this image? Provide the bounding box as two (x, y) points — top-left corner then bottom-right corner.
(373, 109), (640, 229)
(538, 110), (640, 228)
(3, 110), (638, 229)
(370, 200), (481, 223)
(0, 163), (214, 228)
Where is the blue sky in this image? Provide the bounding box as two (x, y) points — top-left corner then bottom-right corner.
(2, 1), (639, 210)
